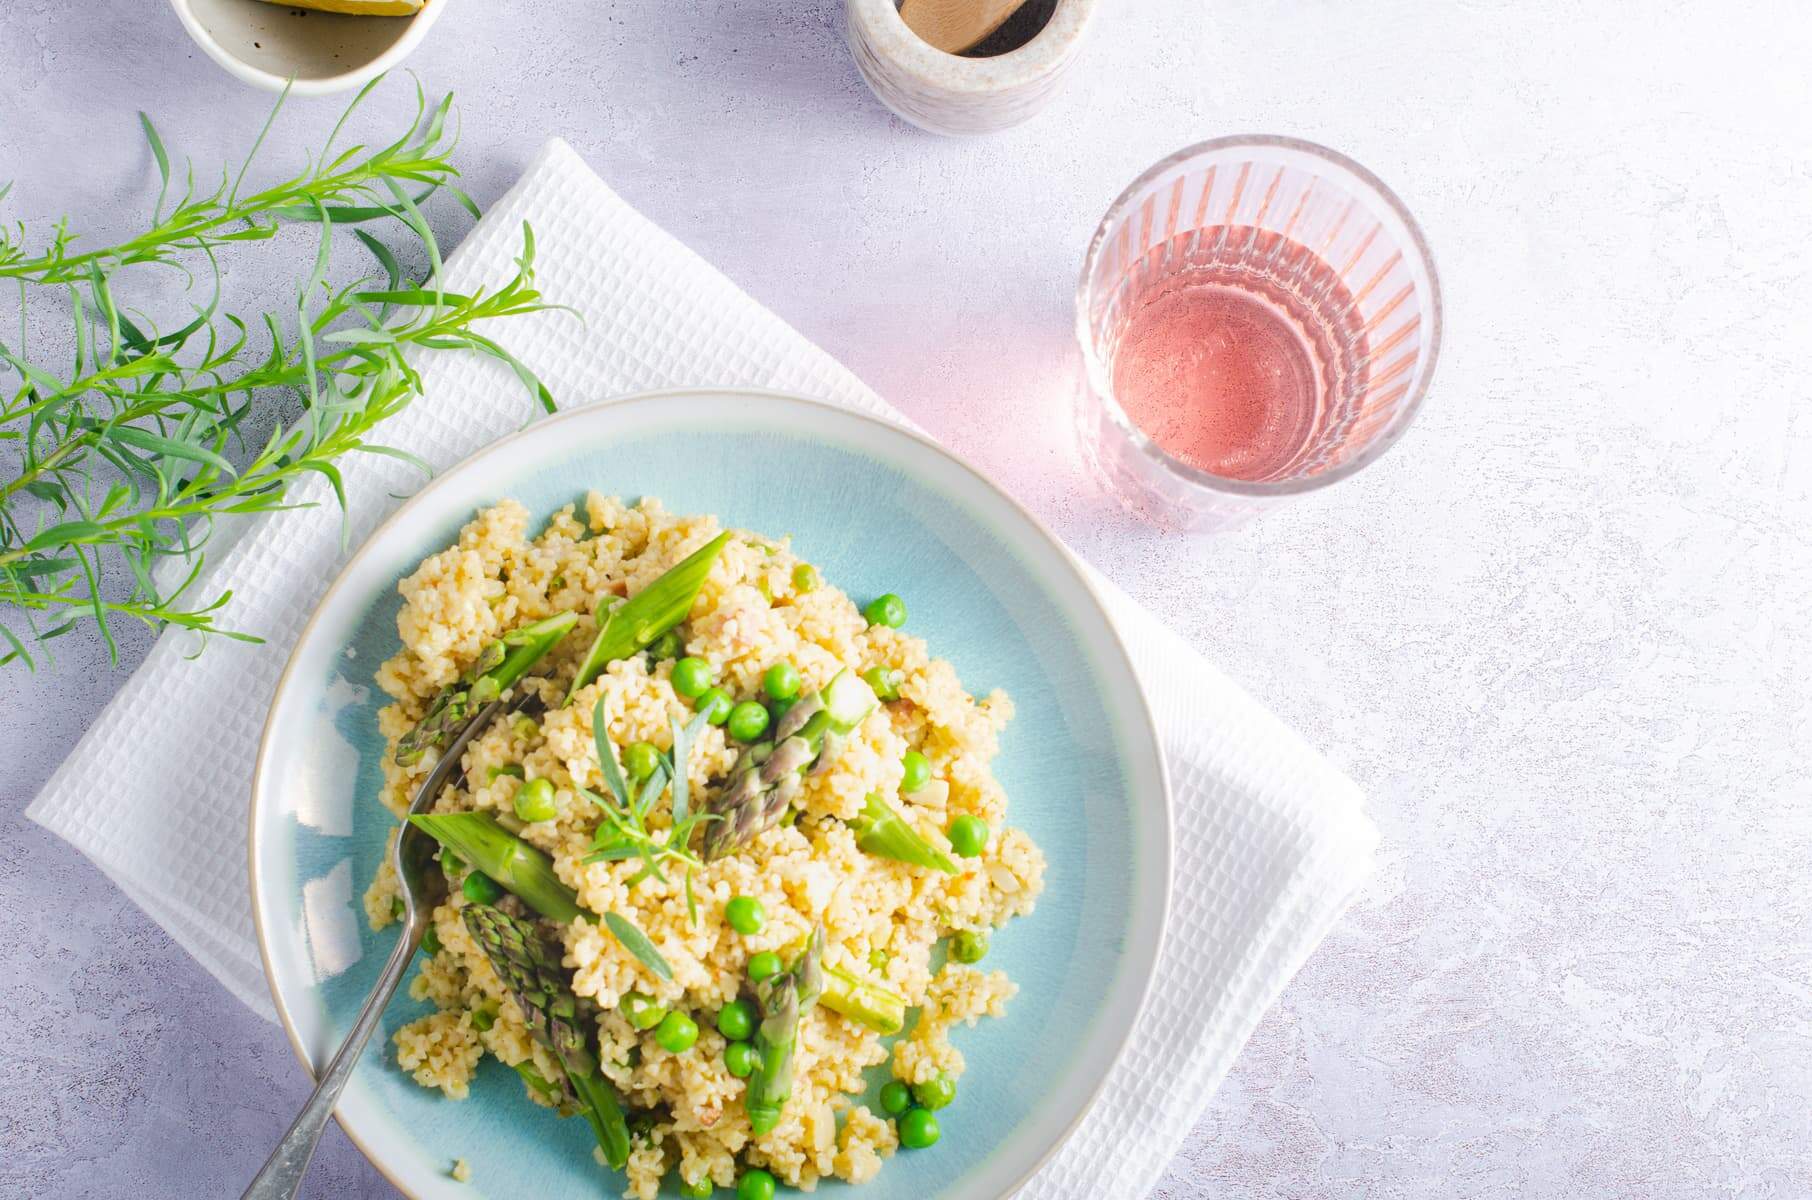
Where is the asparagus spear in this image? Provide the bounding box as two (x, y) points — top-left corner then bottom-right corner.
(410, 811), (589, 923)
(514, 1059), (562, 1100)
(563, 531), (732, 705)
(820, 961), (906, 1035)
(745, 927), (824, 1136)
(849, 792), (959, 875)
(462, 904), (633, 1170)
(703, 670), (878, 860)
(396, 611), (577, 766)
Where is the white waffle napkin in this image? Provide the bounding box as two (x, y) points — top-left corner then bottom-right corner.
(27, 139), (1375, 1197)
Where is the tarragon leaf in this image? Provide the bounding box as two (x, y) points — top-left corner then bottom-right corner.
(592, 696), (630, 807)
(633, 763), (668, 823)
(604, 912), (672, 982)
(582, 843), (642, 865)
(668, 710), (710, 825)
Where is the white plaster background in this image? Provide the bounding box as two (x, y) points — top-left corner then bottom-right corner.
(1, 1), (1809, 1196)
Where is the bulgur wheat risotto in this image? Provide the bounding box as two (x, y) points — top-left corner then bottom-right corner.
(365, 495), (1046, 1197)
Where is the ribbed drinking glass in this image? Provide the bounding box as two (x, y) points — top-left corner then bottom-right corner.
(1075, 135), (1442, 531)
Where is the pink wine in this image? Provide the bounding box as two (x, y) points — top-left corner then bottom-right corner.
(1110, 226), (1371, 482)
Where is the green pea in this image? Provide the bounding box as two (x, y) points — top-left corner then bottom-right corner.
(620, 991), (670, 1031)
(716, 999), (756, 1041)
(791, 563), (819, 594)
(420, 925), (443, 957)
(654, 1010), (699, 1053)
(440, 849), (465, 874)
(737, 1168), (777, 1200)
(511, 713), (540, 741)
(747, 951), (782, 982)
(462, 871), (502, 905)
(868, 947), (890, 972)
(672, 656), (713, 698)
(727, 701), (770, 742)
(879, 1080), (912, 1116)
(862, 666), (901, 702)
(724, 1039), (759, 1078)
(898, 1107), (940, 1149)
(513, 776), (557, 822)
(624, 741), (661, 783)
(725, 896), (766, 935)
(949, 929), (989, 964)
(648, 628), (684, 660)
(864, 593), (907, 628)
(762, 661), (801, 702)
(680, 1176), (715, 1199)
(912, 1072), (956, 1111)
(948, 814), (989, 858)
(696, 687), (733, 725)
(900, 750), (931, 793)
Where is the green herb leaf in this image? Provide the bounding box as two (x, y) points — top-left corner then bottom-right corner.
(582, 842), (643, 865)
(633, 763), (669, 822)
(138, 112), (172, 222)
(106, 426), (236, 475)
(592, 696), (630, 807)
(668, 710), (709, 825)
(604, 912), (673, 981)
(23, 521), (106, 552)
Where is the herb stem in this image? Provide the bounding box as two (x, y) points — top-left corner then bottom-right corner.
(2, 587), (256, 636)
(1, 143), (461, 286)
(0, 437), (83, 501)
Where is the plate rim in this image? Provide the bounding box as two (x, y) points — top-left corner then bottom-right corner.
(248, 386), (1174, 1199)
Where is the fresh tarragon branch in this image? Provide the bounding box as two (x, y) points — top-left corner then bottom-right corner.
(0, 75), (558, 672)
(580, 700), (716, 892)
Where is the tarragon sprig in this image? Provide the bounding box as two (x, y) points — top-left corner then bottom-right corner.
(581, 699), (716, 972)
(0, 76), (473, 286)
(0, 75), (557, 671)
(581, 700), (716, 896)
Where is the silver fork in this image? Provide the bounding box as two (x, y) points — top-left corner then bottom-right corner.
(242, 698), (504, 1200)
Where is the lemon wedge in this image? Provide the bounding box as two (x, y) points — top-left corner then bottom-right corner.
(253, 0), (425, 15)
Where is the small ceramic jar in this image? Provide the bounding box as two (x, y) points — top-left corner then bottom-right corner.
(845, 0), (1098, 136)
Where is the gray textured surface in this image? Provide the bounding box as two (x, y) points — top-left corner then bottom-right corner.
(3, 1), (1810, 1197)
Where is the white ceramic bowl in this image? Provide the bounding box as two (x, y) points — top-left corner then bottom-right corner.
(169, 0), (449, 95)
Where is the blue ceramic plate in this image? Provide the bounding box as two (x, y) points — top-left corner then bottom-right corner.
(251, 389), (1170, 1199)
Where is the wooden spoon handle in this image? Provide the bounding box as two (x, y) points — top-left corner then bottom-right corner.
(898, 0), (1028, 54)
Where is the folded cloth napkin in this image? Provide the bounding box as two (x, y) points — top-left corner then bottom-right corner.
(28, 139), (1376, 1197)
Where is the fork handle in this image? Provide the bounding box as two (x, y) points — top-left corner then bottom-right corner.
(241, 919), (422, 1200)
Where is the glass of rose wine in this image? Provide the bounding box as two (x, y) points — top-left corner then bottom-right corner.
(1075, 135), (1442, 531)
